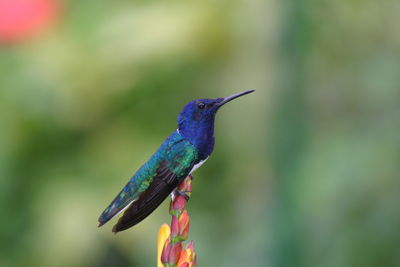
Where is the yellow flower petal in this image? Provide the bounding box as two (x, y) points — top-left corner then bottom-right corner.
(158, 224), (171, 267)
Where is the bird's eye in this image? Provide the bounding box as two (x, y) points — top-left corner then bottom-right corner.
(197, 102), (205, 109)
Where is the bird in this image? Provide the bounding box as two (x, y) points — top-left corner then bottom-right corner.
(98, 90), (255, 233)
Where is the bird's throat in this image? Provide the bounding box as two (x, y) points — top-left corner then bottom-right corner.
(178, 123), (215, 159)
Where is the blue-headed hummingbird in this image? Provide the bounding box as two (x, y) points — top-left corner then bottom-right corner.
(98, 90), (255, 232)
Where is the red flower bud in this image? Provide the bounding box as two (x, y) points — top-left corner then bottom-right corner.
(170, 215), (179, 237)
(177, 249), (189, 267)
(177, 241), (197, 267)
(186, 241), (195, 251)
(170, 242), (183, 264)
(161, 237), (183, 265)
(178, 176), (192, 193)
(178, 210), (190, 241)
(170, 195), (187, 215)
(161, 237), (171, 264)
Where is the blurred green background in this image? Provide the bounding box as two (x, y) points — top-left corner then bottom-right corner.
(0, 0), (399, 266)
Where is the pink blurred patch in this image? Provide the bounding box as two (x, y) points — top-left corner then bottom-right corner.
(0, 0), (60, 43)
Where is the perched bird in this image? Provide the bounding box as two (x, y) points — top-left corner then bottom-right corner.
(98, 90), (255, 233)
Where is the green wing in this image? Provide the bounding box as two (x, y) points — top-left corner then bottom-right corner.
(98, 132), (200, 231)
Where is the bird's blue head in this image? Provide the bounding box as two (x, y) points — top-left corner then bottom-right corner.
(177, 90), (254, 158)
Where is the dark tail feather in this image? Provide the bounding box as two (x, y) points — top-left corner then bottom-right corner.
(98, 180), (139, 228)
(112, 178), (178, 233)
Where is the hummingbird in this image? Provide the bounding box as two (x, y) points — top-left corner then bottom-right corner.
(98, 90), (255, 233)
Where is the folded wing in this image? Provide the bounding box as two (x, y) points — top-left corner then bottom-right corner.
(98, 134), (200, 232)
(111, 161), (179, 232)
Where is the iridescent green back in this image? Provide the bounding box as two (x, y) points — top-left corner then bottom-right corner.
(98, 131), (200, 226)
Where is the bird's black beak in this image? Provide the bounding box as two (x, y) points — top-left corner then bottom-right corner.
(217, 90), (255, 107)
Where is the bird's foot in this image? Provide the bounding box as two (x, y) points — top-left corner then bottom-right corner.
(172, 189), (190, 201)
(171, 175), (193, 201)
